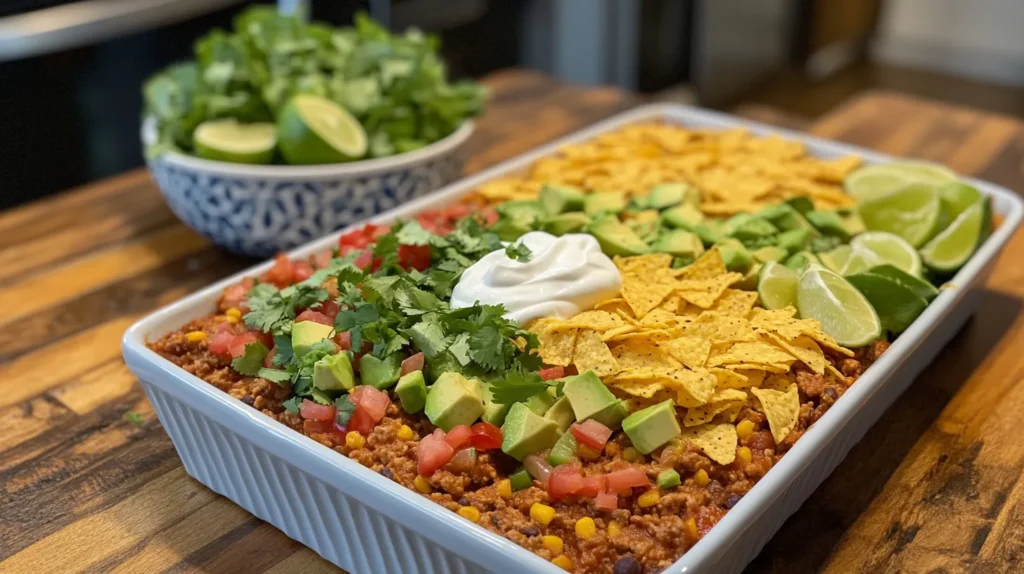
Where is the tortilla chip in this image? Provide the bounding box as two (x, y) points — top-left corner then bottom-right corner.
(573, 329), (619, 376)
(751, 384), (800, 444)
(655, 294), (682, 313)
(707, 341), (797, 367)
(766, 333), (827, 374)
(678, 423), (738, 465)
(610, 338), (680, 370)
(611, 379), (667, 399)
(561, 310), (627, 332)
(665, 336), (712, 369)
(733, 369), (766, 388)
(615, 253), (673, 276)
(595, 298), (634, 317)
(684, 389), (749, 427)
(601, 324), (638, 341)
(682, 312), (758, 343)
(536, 327), (577, 366)
(676, 249), (729, 281)
(672, 368), (718, 407)
(676, 273), (743, 309)
(711, 289), (759, 317)
(710, 367), (749, 390)
(640, 309), (680, 329)
(622, 274), (674, 318)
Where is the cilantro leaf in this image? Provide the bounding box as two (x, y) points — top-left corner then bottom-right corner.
(447, 332), (472, 366)
(311, 388), (333, 405)
(405, 313), (451, 357)
(489, 371), (550, 405)
(334, 395), (356, 425)
(123, 411), (144, 425)
(271, 335), (295, 367)
(468, 325), (507, 371)
(231, 341), (270, 376)
(396, 220), (434, 245)
(257, 368), (292, 384)
(504, 241), (532, 262)
(283, 396), (302, 414)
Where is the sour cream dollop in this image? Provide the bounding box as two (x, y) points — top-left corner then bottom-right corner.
(450, 231), (622, 325)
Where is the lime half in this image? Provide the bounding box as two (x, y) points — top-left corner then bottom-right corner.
(857, 182), (944, 248)
(277, 94), (368, 165)
(845, 272), (928, 334)
(919, 198), (988, 273)
(837, 246), (885, 277)
(939, 181), (984, 219)
(818, 244), (852, 273)
(845, 162), (957, 202)
(797, 264), (882, 347)
(849, 231), (922, 276)
(194, 119), (277, 164)
(758, 262), (798, 310)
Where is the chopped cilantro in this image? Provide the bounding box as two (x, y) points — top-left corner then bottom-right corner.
(243, 281), (328, 336)
(310, 388), (333, 405)
(123, 411), (144, 425)
(283, 396), (302, 414)
(489, 371), (552, 405)
(334, 395), (356, 425)
(396, 220), (434, 245)
(271, 335), (294, 367)
(231, 341), (270, 376)
(504, 241), (532, 262)
(257, 367), (292, 384)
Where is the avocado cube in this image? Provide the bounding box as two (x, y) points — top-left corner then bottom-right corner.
(312, 352), (355, 391)
(547, 431), (578, 466)
(424, 372), (485, 431)
(805, 210), (853, 240)
(653, 229), (705, 260)
(729, 217), (779, 243)
(479, 381), (512, 426)
(396, 370), (427, 413)
(540, 212), (590, 236)
(496, 199), (546, 223)
(622, 399), (681, 454)
(490, 217), (533, 241)
(647, 182), (697, 210)
(776, 228), (812, 255)
(584, 191), (627, 216)
(784, 251), (821, 271)
(716, 239), (754, 273)
(500, 402), (561, 461)
(543, 395), (576, 433)
(693, 222), (723, 246)
(785, 196), (815, 214)
(627, 218), (660, 243)
(359, 353), (402, 390)
(661, 204), (705, 231)
(540, 183), (586, 215)
(758, 203), (818, 234)
(752, 245), (788, 264)
(292, 321), (334, 359)
(656, 468), (681, 489)
(524, 392), (555, 416)
(562, 371), (629, 429)
(588, 216), (650, 256)
(736, 263), (761, 291)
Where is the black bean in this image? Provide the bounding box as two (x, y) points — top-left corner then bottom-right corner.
(613, 555), (642, 574)
(379, 467), (395, 480)
(458, 497), (471, 507)
(823, 387), (839, 401)
(240, 395), (255, 406)
(724, 493), (741, 509)
(491, 515), (501, 527)
(519, 526), (540, 537)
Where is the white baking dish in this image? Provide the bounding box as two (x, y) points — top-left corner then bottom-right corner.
(122, 103), (1024, 574)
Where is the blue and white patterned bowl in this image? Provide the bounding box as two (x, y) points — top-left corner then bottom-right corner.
(144, 119), (473, 257)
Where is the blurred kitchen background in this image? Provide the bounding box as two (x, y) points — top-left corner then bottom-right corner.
(2, 0), (1023, 209)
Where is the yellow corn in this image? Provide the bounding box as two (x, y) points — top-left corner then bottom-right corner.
(607, 520), (622, 537)
(530, 503), (556, 526)
(622, 447), (643, 463)
(684, 516), (699, 541)
(185, 331), (207, 342)
(578, 444), (602, 460)
(551, 555), (573, 571)
(225, 307), (242, 320)
(637, 488), (661, 508)
(736, 419), (755, 440)
(737, 446), (752, 464)
(397, 425), (415, 441)
(346, 432), (366, 449)
(542, 535), (564, 554)
(458, 506), (481, 523)
(693, 469), (710, 487)
(413, 475), (432, 494)
(575, 517), (597, 539)
(497, 479), (513, 500)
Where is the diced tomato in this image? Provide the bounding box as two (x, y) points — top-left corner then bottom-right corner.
(339, 225), (375, 250)
(347, 408), (376, 436)
(444, 202), (472, 220)
(350, 386), (390, 421)
(292, 261), (314, 283)
(594, 492), (618, 510)
(335, 331), (352, 351)
(315, 300), (341, 321)
(469, 422), (503, 451)
(606, 468), (651, 494)
(538, 366), (565, 381)
(209, 330), (235, 357)
(571, 420), (613, 451)
(398, 243), (431, 271)
(219, 278), (254, 312)
(696, 506), (727, 538)
(548, 464), (585, 500)
(295, 309), (333, 326)
(227, 332), (259, 358)
(353, 250), (382, 272)
(418, 428), (455, 476)
(401, 352), (425, 375)
(263, 346), (277, 368)
(415, 211), (445, 234)
(313, 250), (333, 269)
(300, 399), (336, 421)
(264, 254), (295, 288)
(479, 207), (499, 226)
(576, 474), (607, 497)
(445, 425), (473, 450)
(447, 447), (478, 473)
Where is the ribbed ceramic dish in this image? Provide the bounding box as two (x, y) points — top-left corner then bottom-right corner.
(123, 103), (1023, 574)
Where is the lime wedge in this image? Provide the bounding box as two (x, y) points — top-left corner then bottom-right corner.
(193, 119), (277, 164)
(857, 182), (944, 248)
(277, 94), (368, 165)
(845, 162), (957, 202)
(837, 245), (885, 276)
(938, 181), (983, 219)
(818, 245), (852, 273)
(919, 198), (988, 273)
(849, 231), (922, 276)
(797, 265), (882, 347)
(846, 272), (929, 334)
(868, 264), (939, 301)
(757, 262), (798, 310)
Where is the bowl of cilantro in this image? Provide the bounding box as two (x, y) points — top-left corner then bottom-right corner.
(141, 8), (484, 257)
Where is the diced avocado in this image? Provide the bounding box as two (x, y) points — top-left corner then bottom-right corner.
(312, 352), (355, 391)
(662, 204), (705, 231)
(622, 399), (681, 454)
(490, 217), (533, 242)
(729, 217), (779, 243)
(653, 229), (705, 260)
(647, 182), (698, 210)
(589, 216), (650, 256)
(479, 381), (512, 426)
(500, 402), (561, 461)
(716, 239), (754, 273)
(547, 431), (578, 466)
(752, 245), (788, 264)
(541, 212), (590, 236)
(736, 262), (761, 291)
(424, 372), (485, 431)
(544, 395), (576, 433)
(292, 321), (334, 359)
(562, 371), (629, 429)
(758, 203), (818, 234)
(809, 234), (844, 254)
(396, 370), (427, 413)
(584, 191), (627, 216)
(627, 218), (660, 243)
(496, 199), (546, 223)
(693, 222), (722, 246)
(805, 210), (853, 240)
(776, 228), (812, 255)
(784, 250), (821, 271)
(785, 196), (815, 214)
(540, 183), (586, 215)
(524, 392), (555, 417)
(719, 213), (752, 237)
(359, 353), (402, 390)
(656, 468), (681, 489)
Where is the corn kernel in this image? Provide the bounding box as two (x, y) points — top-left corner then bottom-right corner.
(637, 488), (661, 508)
(225, 314), (239, 324)
(551, 555), (573, 571)
(413, 475), (432, 494)
(684, 516), (699, 541)
(736, 419), (755, 440)
(622, 447), (644, 463)
(542, 535), (564, 554)
(397, 425), (415, 441)
(693, 469), (710, 487)
(607, 520), (622, 537)
(185, 331), (207, 342)
(530, 503), (556, 526)
(575, 517), (597, 539)
(497, 479), (513, 500)
(578, 444), (602, 460)
(458, 506), (481, 522)
(225, 307), (242, 320)
(345, 432), (366, 449)
(737, 446), (752, 464)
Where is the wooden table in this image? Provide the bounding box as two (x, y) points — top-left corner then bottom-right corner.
(1, 70), (1022, 574)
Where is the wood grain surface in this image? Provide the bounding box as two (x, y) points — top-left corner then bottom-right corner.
(1, 71), (1022, 574)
